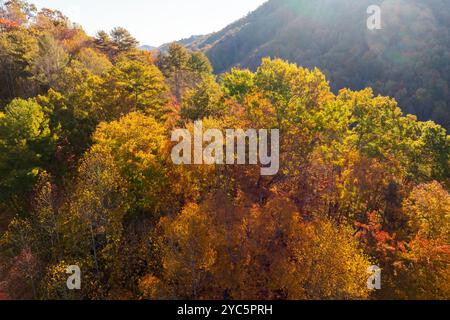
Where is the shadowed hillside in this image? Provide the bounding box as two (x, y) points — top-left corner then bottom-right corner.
(181, 0), (450, 129)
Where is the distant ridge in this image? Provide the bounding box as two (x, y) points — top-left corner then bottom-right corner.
(140, 45), (158, 51)
(164, 0), (450, 129)
(158, 35), (207, 52)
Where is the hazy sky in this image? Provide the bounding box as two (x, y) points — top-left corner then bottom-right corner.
(31, 0), (267, 46)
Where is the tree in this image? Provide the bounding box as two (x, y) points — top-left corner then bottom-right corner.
(0, 28), (39, 102)
(32, 34), (69, 89)
(0, 217), (40, 299)
(34, 8), (69, 35)
(157, 43), (191, 101)
(36, 66), (104, 165)
(74, 47), (112, 76)
(102, 59), (168, 120)
(110, 27), (139, 53)
(94, 30), (113, 58)
(188, 51), (212, 74)
(0, 98), (56, 213)
(0, 1), (448, 300)
(157, 43), (213, 102)
(181, 75), (225, 121)
(0, 171), (60, 299)
(221, 68), (255, 103)
(58, 148), (128, 299)
(95, 27), (138, 60)
(409, 121), (450, 182)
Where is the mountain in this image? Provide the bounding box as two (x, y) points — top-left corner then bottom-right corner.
(140, 45), (158, 51)
(180, 0), (450, 129)
(159, 35), (207, 52)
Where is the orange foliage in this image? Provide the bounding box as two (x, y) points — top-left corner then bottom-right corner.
(0, 18), (18, 31)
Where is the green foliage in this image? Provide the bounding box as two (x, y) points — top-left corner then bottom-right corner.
(404, 182), (450, 241)
(92, 112), (168, 216)
(94, 27), (139, 60)
(181, 74), (225, 121)
(32, 33), (69, 89)
(37, 67), (103, 161)
(110, 27), (139, 54)
(74, 47), (112, 76)
(0, 28), (39, 102)
(0, 0), (37, 26)
(102, 59), (168, 120)
(188, 50), (213, 74)
(157, 43), (213, 101)
(0, 98), (56, 211)
(220, 68), (254, 102)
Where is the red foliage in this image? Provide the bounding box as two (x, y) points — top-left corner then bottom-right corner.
(0, 18), (19, 31)
(0, 291), (10, 300)
(355, 212), (406, 260)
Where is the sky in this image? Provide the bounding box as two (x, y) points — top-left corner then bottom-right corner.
(31, 0), (267, 46)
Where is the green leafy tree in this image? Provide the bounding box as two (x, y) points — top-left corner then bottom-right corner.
(102, 59), (168, 120)
(220, 68), (255, 103)
(94, 30), (113, 58)
(0, 28), (39, 102)
(95, 27), (138, 60)
(181, 75), (225, 121)
(0, 98), (57, 213)
(32, 34), (69, 89)
(157, 43), (213, 102)
(188, 51), (212, 74)
(110, 27), (139, 54)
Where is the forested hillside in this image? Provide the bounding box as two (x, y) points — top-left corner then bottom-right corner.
(0, 0), (449, 300)
(182, 0), (450, 130)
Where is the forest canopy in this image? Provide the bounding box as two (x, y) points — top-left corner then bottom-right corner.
(0, 0), (449, 300)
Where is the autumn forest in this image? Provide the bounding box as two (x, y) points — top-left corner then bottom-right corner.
(0, 0), (449, 300)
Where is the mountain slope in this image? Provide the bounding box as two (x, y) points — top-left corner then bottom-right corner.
(140, 45), (158, 51)
(183, 0), (450, 129)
